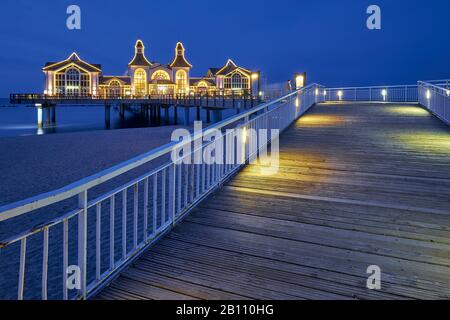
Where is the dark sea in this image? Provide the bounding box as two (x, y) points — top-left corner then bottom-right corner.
(0, 98), (237, 137)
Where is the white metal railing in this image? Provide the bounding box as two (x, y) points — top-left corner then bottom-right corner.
(323, 84), (418, 103)
(418, 81), (450, 125)
(0, 83), (324, 300)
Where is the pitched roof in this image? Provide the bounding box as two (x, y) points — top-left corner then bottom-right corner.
(43, 52), (101, 72)
(128, 40), (152, 67)
(99, 76), (131, 85)
(206, 68), (220, 76)
(169, 42), (192, 68)
(215, 59), (251, 76)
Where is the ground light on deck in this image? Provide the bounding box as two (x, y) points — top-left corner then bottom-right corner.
(296, 114), (347, 127)
(393, 132), (450, 153)
(386, 106), (430, 116)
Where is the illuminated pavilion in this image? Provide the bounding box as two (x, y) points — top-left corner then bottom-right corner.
(42, 40), (258, 97)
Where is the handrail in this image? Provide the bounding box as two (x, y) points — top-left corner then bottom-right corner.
(0, 83), (323, 300)
(418, 81), (450, 126)
(324, 84), (417, 90)
(0, 84), (318, 221)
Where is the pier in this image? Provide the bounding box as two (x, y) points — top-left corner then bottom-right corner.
(9, 93), (260, 127)
(1, 80), (449, 300)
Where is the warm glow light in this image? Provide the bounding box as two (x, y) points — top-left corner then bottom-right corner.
(125, 91), (131, 96)
(44, 90), (48, 95)
(251, 73), (259, 80)
(315, 88), (319, 96)
(295, 97), (299, 107)
(446, 90), (450, 96)
(337, 90), (343, 99)
(258, 91), (263, 96)
(426, 90), (431, 100)
(242, 127), (247, 144)
(381, 89), (387, 101)
(295, 75), (304, 89)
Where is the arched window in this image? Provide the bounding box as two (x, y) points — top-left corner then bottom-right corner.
(151, 70), (170, 80)
(231, 73), (242, 89)
(134, 69), (147, 96)
(56, 67), (90, 96)
(108, 80), (122, 97)
(175, 70), (187, 93)
(197, 81), (208, 94)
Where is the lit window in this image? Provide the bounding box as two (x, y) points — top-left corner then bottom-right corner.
(176, 70), (187, 93)
(134, 69), (147, 96)
(152, 70), (170, 80)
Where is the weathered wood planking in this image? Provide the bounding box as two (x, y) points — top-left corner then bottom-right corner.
(96, 103), (450, 300)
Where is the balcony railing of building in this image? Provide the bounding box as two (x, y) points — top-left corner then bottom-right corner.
(0, 84), (324, 300)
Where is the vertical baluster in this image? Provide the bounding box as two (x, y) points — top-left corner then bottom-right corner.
(42, 227), (49, 300)
(63, 219), (69, 300)
(201, 161), (206, 193)
(18, 238), (27, 300)
(196, 162), (200, 199)
(190, 162), (195, 203)
(169, 163), (176, 225)
(177, 162), (182, 212)
(161, 169), (166, 226)
(77, 190), (87, 299)
(133, 184), (138, 249)
(153, 173), (158, 236)
(122, 189), (127, 259)
(110, 195), (115, 270)
(184, 164), (188, 207)
(95, 203), (101, 281)
(206, 161), (211, 189)
(143, 177), (149, 241)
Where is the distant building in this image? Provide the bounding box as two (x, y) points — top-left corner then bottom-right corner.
(42, 40), (259, 97)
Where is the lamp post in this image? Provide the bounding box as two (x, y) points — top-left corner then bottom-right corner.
(294, 72), (306, 90)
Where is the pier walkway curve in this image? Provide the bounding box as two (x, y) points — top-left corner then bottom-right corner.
(97, 102), (450, 300)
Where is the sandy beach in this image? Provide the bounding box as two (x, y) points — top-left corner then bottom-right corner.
(0, 125), (194, 299)
(0, 125), (189, 207)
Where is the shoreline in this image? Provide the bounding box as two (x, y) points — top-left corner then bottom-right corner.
(0, 125), (189, 207)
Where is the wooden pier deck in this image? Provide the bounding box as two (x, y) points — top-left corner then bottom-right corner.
(96, 102), (450, 300)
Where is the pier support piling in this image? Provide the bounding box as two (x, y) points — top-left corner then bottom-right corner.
(105, 105), (111, 129)
(184, 107), (190, 126)
(206, 109), (211, 123)
(37, 105), (43, 128)
(45, 106), (51, 127)
(164, 106), (169, 124)
(213, 110), (223, 123)
(174, 106), (178, 125)
(51, 105), (56, 124)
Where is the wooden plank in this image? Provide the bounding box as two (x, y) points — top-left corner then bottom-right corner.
(97, 103), (450, 300)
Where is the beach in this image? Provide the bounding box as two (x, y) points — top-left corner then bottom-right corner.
(0, 125), (193, 299)
(0, 125), (189, 206)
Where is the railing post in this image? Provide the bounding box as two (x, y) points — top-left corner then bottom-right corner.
(169, 162), (176, 226)
(77, 190), (88, 300)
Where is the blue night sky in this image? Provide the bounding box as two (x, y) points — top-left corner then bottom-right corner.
(0, 0), (449, 96)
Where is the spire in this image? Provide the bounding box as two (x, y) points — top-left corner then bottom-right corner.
(169, 42), (192, 68)
(128, 39), (152, 67)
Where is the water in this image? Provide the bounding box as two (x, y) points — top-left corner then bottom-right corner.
(0, 98), (237, 137)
